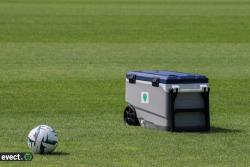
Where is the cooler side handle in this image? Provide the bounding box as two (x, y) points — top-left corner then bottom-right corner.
(171, 84), (209, 93)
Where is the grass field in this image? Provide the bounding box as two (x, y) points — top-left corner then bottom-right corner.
(0, 0), (250, 166)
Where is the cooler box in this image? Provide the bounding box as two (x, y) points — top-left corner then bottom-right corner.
(124, 70), (210, 131)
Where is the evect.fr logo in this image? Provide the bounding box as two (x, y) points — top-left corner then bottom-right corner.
(0, 152), (33, 161)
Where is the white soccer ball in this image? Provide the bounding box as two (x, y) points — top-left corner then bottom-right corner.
(27, 125), (58, 154)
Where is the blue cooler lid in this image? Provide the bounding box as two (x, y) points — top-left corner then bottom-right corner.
(126, 70), (208, 84)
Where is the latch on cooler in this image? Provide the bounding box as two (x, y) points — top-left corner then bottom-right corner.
(128, 74), (136, 84)
(171, 85), (179, 92)
(200, 84), (210, 92)
(152, 77), (160, 87)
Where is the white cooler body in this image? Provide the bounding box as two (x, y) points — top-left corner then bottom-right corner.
(125, 71), (210, 131)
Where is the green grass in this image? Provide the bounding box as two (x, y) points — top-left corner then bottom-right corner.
(0, 0), (250, 166)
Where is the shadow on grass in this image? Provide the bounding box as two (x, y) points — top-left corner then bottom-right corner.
(43, 151), (70, 156)
(210, 126), (242, 133)
(175, 126), (242, 133)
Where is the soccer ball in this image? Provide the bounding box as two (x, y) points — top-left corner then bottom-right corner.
(27, 125), (58, 154)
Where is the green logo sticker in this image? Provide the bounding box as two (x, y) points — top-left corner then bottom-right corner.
(141, 92), (149, 104)
(24, 153), (33, 161)
(143, 94), (147, 102)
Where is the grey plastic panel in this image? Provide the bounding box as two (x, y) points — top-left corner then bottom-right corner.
(126, 80), (168, 119)
(135, 107), (168, 127)
(175, 93), (204, 109)
(175, 112), (205, 127)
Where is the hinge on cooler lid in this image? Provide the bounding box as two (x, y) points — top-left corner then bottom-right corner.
(171, 85), (180, 92)
(200, 84), (209, 92)
(152, 77), (160, 87)
(128, 74), (136, 84)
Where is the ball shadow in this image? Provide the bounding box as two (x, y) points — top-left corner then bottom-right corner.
(44, 151), (70, 156)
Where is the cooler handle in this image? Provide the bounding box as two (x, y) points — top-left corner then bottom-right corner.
(171, 84), (209, 93)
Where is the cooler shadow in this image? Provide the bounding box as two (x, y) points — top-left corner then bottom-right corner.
(210, 126), (242, 133)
